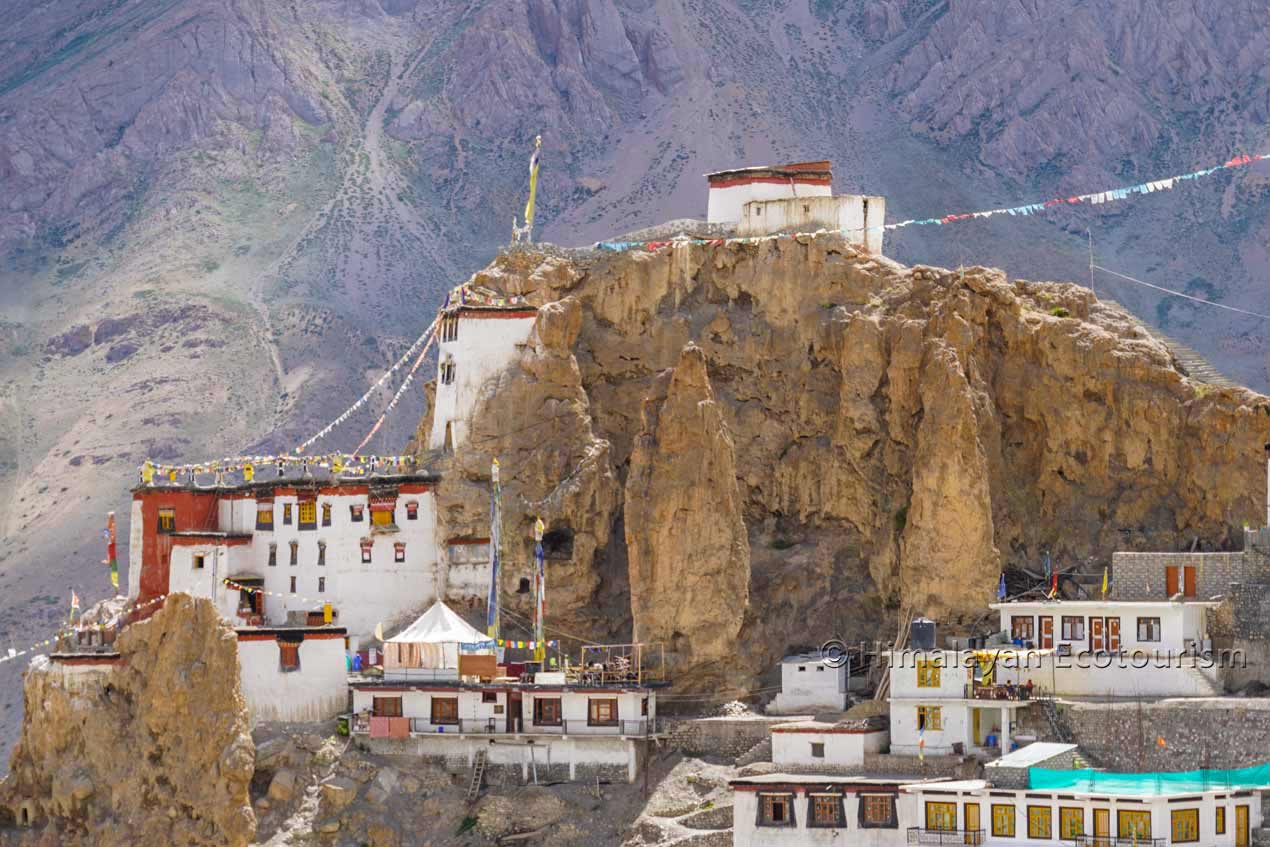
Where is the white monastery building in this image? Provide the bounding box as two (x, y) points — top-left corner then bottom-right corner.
(769, 718), (888, 771)
(428, 303), (538, 454)
(769, 652), (848, 713)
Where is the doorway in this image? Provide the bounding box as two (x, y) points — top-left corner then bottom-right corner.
(964, 804), (980, 843)
(1236, 805), (1249, 847)
(1039, 616), (1054, 649)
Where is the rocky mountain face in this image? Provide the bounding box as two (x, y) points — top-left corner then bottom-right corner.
(0, 595), (255, 846)
(423, 241), (1270, 693)
(0, 0), (1267, 755)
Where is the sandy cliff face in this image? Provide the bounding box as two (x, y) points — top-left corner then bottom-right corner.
(425, 241), (1270, 693)
(0, 595), (255, 847)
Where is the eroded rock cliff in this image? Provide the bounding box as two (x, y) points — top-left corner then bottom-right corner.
(422, 239), (1270, 695)
(0, 595), (255, 847)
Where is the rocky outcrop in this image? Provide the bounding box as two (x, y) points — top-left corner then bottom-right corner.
(424, 240), (1270, 693)
(0, 594), (255, 846)
(625, 344), (750, 692)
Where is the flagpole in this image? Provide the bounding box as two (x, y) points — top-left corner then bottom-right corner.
(533, 517), (545, 663)
(487, 459), (502, 641)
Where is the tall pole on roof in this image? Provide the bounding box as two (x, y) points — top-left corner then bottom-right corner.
(487, 458), (502, 640)
(534, 517), (546, 663)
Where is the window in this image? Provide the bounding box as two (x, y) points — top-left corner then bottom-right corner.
(268, 543), (277, 567)
(278, 640), (300, 672)
(641, 698), (649, 716)
(289, 540), (299, 566)
(916, 705), (942, 731)
(517, 578), (531, 594)
(926, 802), (957, 831)
(1216, 807), (1226, 835)
(430, 697), (459, 725)
(406, 501), (419, 520)
(289, 576), (296, 593)
(1027, 805), (1052, 839)
(1061, 616), (1085, 640)
(321, 503), (332, 527)
(318, 577), (325, 593)
(298, 501), (317, 530)
(1137, 617), (1162, 642)
(394, 542), (406, 563)
(810, 794), (844, 828)
(1060, 807), (1084, 839)
(533, 697), (562, 726)
(1118, 810), (1150, 840)
(992, 804), (1015, 837)
(440, 360), (456, 385)
(1171, 809), (1199, 843)
(317, 540), (326, 566)
(916, 657), (942, 687)
(860, 794), (896, 828)
(371, 508), (394, 528)
(372, 696), (403, 717)
(811, 742), (825, 758)
(350, 504), (364, 522)
(482, 691), (498, 704)
(1011, 616), (1035, 641)
(157, 508), (176, 533)
(758, 794), (794, 827)
(441, 314), (459, 342)
(256, 504), (273, 530)
(193, 555), (205, 570)
(588, 698), (618, 726)
(282, 503), (293, 525)
(360, 541), (373, 564)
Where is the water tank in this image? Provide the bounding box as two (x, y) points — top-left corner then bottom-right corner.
(911, 617), (937, 651)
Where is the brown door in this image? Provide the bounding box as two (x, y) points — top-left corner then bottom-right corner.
(1236, 805), (1249, 847)
(1094, 808), (1110, 844)
(1090, 617), (1105, 652)
(508, 692), (522, 733)
(1106, 618), (1121, 652)
(1183, 566), (1197, 597)
(1165, 565), (1179, 596)
(1039, 616), (1054, 649)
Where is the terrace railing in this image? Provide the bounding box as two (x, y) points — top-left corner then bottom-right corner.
(1071, 837), (1165, 847)
(907, 827), (986, 845)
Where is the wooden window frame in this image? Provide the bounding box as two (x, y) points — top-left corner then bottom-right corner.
(317, 577), (325, 593)
(298, 501), (317, 530)
(256, 505), (274, 531)
(916, 657), (942, 688)
(532, 697), (562, 726)
(371, 508), (394, 527)
(317, 541), (326, 566)
(372, 696), (402, 718)
(1215, 806), (1226, 835)
(1027, 805), (1052, 839)
(394, 542), (406, 563)
(926, 801), (958, 832)
(282, 503), (293, 526)
(430, 696), (459, 726)
(811, 741), (825, 758)
(859, 794), (896, 829)
(1170, 808), (1199, 843)
(193, 555), (205, 570)
(1061, 616), (1085, 641)
(757, 793), (795, 828)
(1137, 616), (1162, 642)
(809, 793), (845, 828)
(991, 804), (1016, 837)
(360, 542), (373, 564)
(1011, 616), (1034, 641)
(406, 501), (419, 520)
(321, 503), (332, 527)
(268, 543), (277, 567)
(1060, 806), (1084, 839)
(482, 691), (498, 704)
(289, 576), (297, 594)
(157, 508), (176, 534)
(289, 540), (299, 566)
(278, 640), (300, 672)
(917, 705), (942, 731)
(350, 504), (364, 522)
(587, 697), (618, 727)
(1118, 809), (1151, 840)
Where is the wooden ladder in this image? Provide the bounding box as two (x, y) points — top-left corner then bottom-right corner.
(466, 748), (487, 803)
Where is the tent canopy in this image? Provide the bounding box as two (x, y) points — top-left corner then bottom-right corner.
(388, 600), (489, 645)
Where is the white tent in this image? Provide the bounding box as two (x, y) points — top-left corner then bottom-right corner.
(383, 601), (492, 670)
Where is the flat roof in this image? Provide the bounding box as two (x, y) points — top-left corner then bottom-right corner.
(984, 742), (1078, 769)
(905, 779), (988, 793)
(132, 472), (441, 496)
(731, 773), (945, 787)
(705, 160), (832, 180)
(990, 600), (1221, 610)
(770, 719), (886, 733)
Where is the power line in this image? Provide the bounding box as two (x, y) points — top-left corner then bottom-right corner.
(1093, 265), (1270, 321)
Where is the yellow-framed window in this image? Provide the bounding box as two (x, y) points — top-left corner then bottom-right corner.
(1027, 805), (1052, 839)
(1060, 807), (1084, 839)
(298, 501), (317, 525)
(926, 802), (957, 831)
(991, 804), (1015, 837)
(917, 657), (942, 687)
(1118, 810), (1151, 840)
(917, 705), (942, 730)
(371, 509), (393, 526)
(1215, 807), (1226, 835)
(1171, 809), (1199, 843)
(157, 508), (176, 533)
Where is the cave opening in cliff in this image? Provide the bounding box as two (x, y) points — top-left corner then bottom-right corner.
(542, 526), (574, 559)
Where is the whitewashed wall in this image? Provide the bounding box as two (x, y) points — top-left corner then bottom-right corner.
(707, 181), (831, 223)
(428, 312), (537, 453)
(771, 729), (887, 768)
(737, 195), (886, 253)
(772, 658), (847, 712)
(237, 635), (347, 725)
(995, 602), (1207, 653)
(731, 789), (918, 847)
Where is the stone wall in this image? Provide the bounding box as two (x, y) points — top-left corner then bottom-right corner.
(1061, 699), (1270, 771)
(1112, 528), (1270, 601)
(661, 717), (787, 760)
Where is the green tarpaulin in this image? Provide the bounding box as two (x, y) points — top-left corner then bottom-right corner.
(1030, 763), (1270, 796)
